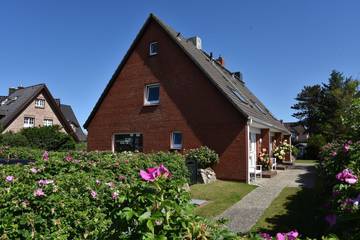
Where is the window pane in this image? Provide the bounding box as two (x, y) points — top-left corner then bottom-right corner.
(173, 132), (182, 145)
(150, 42), (158, 55)
(114, 133), (143, 152)
(147, 86), (159, 102)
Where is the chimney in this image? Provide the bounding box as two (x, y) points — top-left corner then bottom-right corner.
(8, 87), (17, 96)
(55, 98), (61, 106)
(188, 36), (202, 50)
(217, 56), (225, 66)
(233, 72), (243, 81)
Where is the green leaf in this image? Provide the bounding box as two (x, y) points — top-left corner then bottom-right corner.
(139, 211), (151, 222)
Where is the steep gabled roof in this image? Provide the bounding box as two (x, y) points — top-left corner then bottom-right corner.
(84, 14), (289, 133)
(0, 84), (79, 141)
(60, 104), (87, 142)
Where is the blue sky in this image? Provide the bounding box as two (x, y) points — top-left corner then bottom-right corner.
(1, 1), (359, 129)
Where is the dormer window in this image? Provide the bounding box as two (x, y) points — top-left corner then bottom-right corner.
(35, 99), (45, 108)
(144, 83), (160, 105)
(149, 42), (159, 56)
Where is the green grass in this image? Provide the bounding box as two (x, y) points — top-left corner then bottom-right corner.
(190, 180), (256, 217)
(252, 187), (326, 238)
(295, 159), (318, 164)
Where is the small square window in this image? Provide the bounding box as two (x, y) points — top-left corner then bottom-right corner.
(43, 119), (53, 127)
(24, 117), (35, 128)
(35, 99), (45, 108)
(171, 132), (182, 150)
(144, 84), (160, 105)
(149, 42), (159, 56)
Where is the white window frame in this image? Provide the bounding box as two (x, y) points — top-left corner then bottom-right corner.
(24, 117), (35, 128)
(35, 99), (45, 108)
(43, 119), (53, 127)
(149, 42), (159, 56)
(170, 131), (183, 150)
(144, 83), (160, 106)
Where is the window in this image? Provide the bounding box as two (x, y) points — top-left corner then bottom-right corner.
(43, 119), (53, 127)
(230, 88), (247, 104)
(253, 102), (267, 114)
(24, 117), (35, 128)
(149, 42), (159, 56)
(144, 84), (160, 105)
(113, 133), (143, 152)
(35, 99), (45, 108)
(171, 132), (182, 150)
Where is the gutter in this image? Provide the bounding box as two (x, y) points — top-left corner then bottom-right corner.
(248, 117), (290, 134)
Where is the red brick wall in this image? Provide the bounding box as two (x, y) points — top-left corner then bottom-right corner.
(87, 19), (248, 181)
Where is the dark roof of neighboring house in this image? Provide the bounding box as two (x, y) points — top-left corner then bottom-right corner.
(84, 14), (289, 134)
(285, 122), (309, 142)
(60, 104), (87, 142)
(0, 84), (79, 141)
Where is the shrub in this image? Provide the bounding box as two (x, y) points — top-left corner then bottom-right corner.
(273, 139), (291, 162)
(0, 132), (28, 147)
(0, 148), (238, 239)
(305, 134), (327, 159)
(20, 125), (75, 151)
(185, 146), (219, 169)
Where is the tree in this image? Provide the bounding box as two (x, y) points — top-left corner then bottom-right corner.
(292, 70), (359, 142)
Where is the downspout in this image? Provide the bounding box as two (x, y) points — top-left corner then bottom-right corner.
(246, 118), (252, 184)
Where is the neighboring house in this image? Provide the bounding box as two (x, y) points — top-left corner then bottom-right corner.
(84, 14), (290, 182)
(0, 84), (86, 142)
(284, 122), (309, 144)
(285, 122), (309, 158)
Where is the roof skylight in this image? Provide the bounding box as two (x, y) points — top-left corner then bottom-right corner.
(230, 88), (247, 104)
(253, 102), (267, 114)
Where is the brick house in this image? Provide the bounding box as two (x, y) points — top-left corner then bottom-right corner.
(0, 84), (86, 142)
(84, 14), (290, 182)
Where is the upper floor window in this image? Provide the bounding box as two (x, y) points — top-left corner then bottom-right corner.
(35, 99), (45, 108)
(24, 117), (35, 128)
(43, 119), (53, 127)
(144, 83), (160, 105)
(149, 42), (159, 56)
(170, 131), (183, 150)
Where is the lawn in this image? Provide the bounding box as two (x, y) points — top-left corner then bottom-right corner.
(190, 180), (256, 217)
(295, 159), (318, 164)
(252, 187), (326, 238)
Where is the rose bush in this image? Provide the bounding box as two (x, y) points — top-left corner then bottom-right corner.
(273, 140), (292, 162)
(318, 141), (360, 240)
(0, 147), (238, 239)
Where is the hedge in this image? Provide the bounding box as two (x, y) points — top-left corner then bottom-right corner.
(0, 147), (237, 239)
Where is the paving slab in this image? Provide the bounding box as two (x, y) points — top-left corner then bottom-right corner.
(217, 163), (316, 233)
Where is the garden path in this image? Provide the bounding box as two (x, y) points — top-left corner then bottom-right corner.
(217, 163), (316, 233)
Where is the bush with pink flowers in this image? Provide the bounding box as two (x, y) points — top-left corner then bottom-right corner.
(0, 147), (240, 239)
(319, 141), (360, 239)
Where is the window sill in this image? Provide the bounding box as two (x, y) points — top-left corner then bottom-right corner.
(143, 102), (159, 107)
(149, 53), (158, 57)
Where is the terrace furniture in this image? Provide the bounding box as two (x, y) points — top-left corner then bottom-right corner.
(271, 158), (277, 171)
(249, 164), (262, 181)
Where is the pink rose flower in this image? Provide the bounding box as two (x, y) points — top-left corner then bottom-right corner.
(344, 143), (350, 152)
(112, 191), (119, 200)
(38, 179), (54, 186)
(260, 232), (272, 240)
(336, 169), (358, 184)
(34, 188), (45, 197)
(30, 168), (38, 173)
(90, 190), (97, 199)
(139, 164), (172, 182)
(65, 155), (73, 162)
(96, 179), (101, 185)
(276, 233), (286, 240)
(42, 151), (49, 161)
(106, 182), (115, 189)
(331, 151), (337, 157)
(5, 176), (14, 182)
(286, 230), (299, 240)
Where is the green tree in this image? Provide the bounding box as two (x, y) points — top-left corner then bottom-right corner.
(292, 70), (359, 142)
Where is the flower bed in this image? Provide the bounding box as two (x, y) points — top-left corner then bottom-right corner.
(0, 147), (237, 239)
